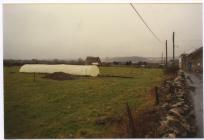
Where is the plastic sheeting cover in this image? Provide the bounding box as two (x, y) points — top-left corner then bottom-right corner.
(19, 64), (100, 77)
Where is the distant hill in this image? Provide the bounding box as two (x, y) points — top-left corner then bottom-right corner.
(102, 56), (173, 63)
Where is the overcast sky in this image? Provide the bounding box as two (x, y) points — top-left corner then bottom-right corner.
(3, 3), (202, 60)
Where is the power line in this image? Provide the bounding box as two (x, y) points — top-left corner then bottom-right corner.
(130, 3), (162, 44)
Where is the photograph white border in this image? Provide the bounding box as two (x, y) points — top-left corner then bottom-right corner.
(0, 0), (203, 140)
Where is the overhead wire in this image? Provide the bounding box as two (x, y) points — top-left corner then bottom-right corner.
(130, 3), (202, 56)
(130, 3), (163, 44)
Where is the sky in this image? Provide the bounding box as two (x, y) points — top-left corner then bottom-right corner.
(3, 3), (203, 60)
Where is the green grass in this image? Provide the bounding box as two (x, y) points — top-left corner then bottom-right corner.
(4, 66), (164, 138)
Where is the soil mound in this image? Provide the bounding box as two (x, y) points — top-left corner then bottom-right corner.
(43, 72), (75, 80)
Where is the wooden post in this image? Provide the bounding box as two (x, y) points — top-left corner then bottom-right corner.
(166, 40), (168, 67)
(173, 32), (175, 62)
(33, 72), (35, 82)
(155, 86), (159, 105)
(172, 84), (175, 93)
(126, 102), (136, 137)
(169, 83), (175, 96)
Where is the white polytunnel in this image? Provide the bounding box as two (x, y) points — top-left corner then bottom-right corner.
(19, 64), (100, 77)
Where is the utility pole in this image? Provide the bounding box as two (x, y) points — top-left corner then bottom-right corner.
(166, 40), (168, 67)
(173, 32), (175, 62)
(161, 52), (163, 64)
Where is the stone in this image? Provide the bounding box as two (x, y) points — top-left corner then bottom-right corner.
(190, 126), (197, 134)
(177, 98), (185, 102)
(166, 94), (172, 101)
(145, 134), (151, 138)
(174, 77), (181, 82)
(183, 105), (190, 112)
(176, 92), (184, 98)
(161, 103), (169, 109)
(171, 102), (184, 108)
(158, 125), (167, 136)
(166, 115), (177, 122)
(181, 122), (190, 132)
(169, 108), (183, 117)
(180, 131), (187, 137)
(187, 86), (195, 91)
(171, 127), (180, 135)
(176, 85), (183, 90)
(167, 133), (176, 138)
(188, 110), (195, 117)
(168, 125), (181, 133)
(159, 120), (169, 133)
(184, 104), (189, 108)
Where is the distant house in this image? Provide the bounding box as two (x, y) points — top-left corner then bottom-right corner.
(187, 47), (203, 72)
(180, 47), (203, 72)
(179, 53), (188, 70)
(85, 57), (102, 66)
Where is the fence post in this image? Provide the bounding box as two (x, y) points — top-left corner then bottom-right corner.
(126, 102), (136, 137)
(169, 83), (175, 96)
(155, 86), (159, 105)
(33, 72), (35, 82)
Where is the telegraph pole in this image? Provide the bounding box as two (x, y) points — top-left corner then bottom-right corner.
(166, 40), (168, 67)
(173, 32), (175, 62)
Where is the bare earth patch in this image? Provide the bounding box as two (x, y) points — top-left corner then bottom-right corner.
(43, 72), (76, 80)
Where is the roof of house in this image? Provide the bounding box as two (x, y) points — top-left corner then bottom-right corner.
(85, 57), (101, 63)
(188, 47), (203, 58)
(179, 53), (188, 58)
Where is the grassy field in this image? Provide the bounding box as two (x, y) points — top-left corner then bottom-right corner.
(4, 66), (164, 138)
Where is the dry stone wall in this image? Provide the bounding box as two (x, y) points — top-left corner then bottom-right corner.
(157, 70), (197, 138)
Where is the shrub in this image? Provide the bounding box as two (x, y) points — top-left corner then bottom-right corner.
(164, 65), (179, 75)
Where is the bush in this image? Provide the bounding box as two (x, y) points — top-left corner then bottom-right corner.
(164, 65), (179, 74)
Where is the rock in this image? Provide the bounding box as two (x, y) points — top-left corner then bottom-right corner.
(159, 120), (169, 131)
(166, 115), (178, 122)
(161, 103), (169, 109)
(180, 131), (187, 137)
(158, 124), (168, 136)
(183, 105), (190, 112)
(176, 94), (184, 98)
(187, 86), (195, 91)
(145, 134), (151, 138)
(169, 108), (183, 117)
(167, 133), (176, 138)
(160, 120), (168, 126)
(188, 110), (195, 117)
(177, 98), (185, 102)
(171, 124), (188, 138)
(181, 122), (190, 132)
(166, 94), (172, 102)
(171, 101), (184, 108)
(190, 126), (197, 134)
(184, 104), (190, 109)
(168, 127), (180, 135)
(174, 77), (181, 82)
